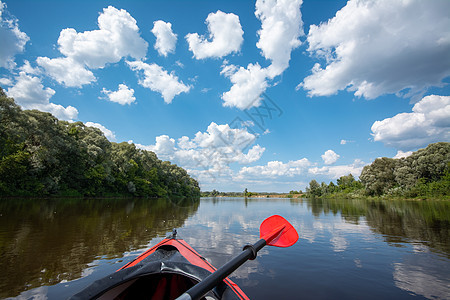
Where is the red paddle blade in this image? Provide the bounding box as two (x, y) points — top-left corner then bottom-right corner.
(260, 215), (299, 247)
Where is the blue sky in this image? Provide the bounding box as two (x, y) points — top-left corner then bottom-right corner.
(1, 0), (449, 192)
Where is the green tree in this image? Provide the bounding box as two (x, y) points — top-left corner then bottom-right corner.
(409, 142), (450, 182)
(328, 182), (337, 193)
(306, 179), (321, 197)
(393, 159), (416, 190)
(360, 157), (397, 196)
(321, 182), (328, 194)
(337, 174), (355, 190)
(0, 91), (200, 198)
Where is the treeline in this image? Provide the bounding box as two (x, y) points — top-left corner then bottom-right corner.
(200, 189), (292, 198)
(0, 88), (200, 198)
(306, 142), (450, 199)
(201, 190), (244, 197)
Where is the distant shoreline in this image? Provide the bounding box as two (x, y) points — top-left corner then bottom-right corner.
(204, 193), (304, 198)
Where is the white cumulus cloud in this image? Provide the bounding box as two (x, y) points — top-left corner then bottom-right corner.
(238, 158), (310, 178)
(308, 159), (365, 179)
(186, 10), (243, 59)
(36, 57), (95, 88)
(138, 135), (176, 158)
(37, 6), (148, 87)
(7, 71), (78, 121)
(255, 0), (303, 78)
(127, 60), (190, 103)
(101, 84), (136, 105)
(0, 1), (29, 69)
(20, 60), (40, 75)
(301, 0), (450, 100)
(0, 77), (12, 86)
(371, 95), (450, 150)
(85, 122), (116, 141)
(151, 20), (177, 57)
(393, 150), (413, 159)
(321, 149), (340, 165)
(221, 63), (269, 109)
(134, 122), (265, 173)
(221, 0), (304, 109)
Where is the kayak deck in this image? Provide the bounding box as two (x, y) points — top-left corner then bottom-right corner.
(70, 235), (250, 300)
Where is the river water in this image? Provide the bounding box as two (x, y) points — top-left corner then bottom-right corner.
(0, 197), (449, 299)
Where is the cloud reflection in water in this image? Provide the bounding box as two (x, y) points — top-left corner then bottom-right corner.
(393, 254), (450, 299)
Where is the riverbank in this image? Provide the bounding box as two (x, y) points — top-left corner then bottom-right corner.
(202, 193), (304, 198)
(247, 193), (304, 198)
(305, 189), (450, 201)
(206, 193), (449, 201)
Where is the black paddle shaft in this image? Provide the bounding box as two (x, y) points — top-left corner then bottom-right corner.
(177, 239), (267, 300)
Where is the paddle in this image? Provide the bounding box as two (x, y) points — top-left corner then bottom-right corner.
(176, 215), (299, 300)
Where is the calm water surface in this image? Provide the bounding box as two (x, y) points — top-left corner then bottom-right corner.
(0, 197), (449, 299)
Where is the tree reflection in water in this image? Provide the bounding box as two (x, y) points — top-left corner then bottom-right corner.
(304, 198), (450, 257)
(0, 197), (199, 298)
(2, 197), (449, 300)
(302, 197), (450, 299)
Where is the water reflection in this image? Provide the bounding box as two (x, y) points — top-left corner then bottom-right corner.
(299, 197), (450, 299)
(2, 197), (450, 300)
(180, 197), (265, 282)
(304, 198), (450, 257)
(0, 197), (199, 298)
(394, 253), (450, 299)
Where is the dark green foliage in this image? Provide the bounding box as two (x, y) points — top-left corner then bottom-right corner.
(360, 157), (397, 195)
(306, 142), (449, 199)
(200, 190), (245, 197)
(306, 179), (321, 197)
(0, 89), (200, 198)
(360, 143), (450, 198)
(306, 176), (363, 198)
(244, 187), (255, 197)
(209, 189), (219, 197)
(405, 164), (450, 198)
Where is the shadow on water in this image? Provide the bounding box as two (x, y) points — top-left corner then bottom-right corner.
(301, 197), (450, 257)
(0, 197), (199, 298)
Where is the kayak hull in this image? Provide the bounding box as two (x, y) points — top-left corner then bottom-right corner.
(70, 237), (250, 300)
